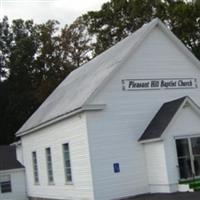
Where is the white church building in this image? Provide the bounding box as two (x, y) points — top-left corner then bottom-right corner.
(16, 18), (200, 200)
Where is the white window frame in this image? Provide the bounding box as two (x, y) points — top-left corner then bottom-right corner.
(32, 151), (39, 184)
(45, 147), (54, 184)
(62, 143), (72, 184)
(0, 174), (12, 193)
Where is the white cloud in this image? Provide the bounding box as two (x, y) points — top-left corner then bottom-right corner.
(0, 0), (108, 26)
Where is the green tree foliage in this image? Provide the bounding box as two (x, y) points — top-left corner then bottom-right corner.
(60, 16), (94, 68)
(0, 19), (40, 143)
(86, 0), (167, 54)
(86, 0), (200, 58)
(166, 0), (200, 59)
(0, 16), (12, 81)
(33, 20), (69, 102)
(0, 0), (200, 144)
(0, 17), (90, 144)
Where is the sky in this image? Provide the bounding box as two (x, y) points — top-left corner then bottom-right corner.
(0, 0), (108, 26)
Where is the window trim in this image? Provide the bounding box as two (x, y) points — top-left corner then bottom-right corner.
(45, 147), (54, 185)
(0, 174), (12, 193)
(32, 151), (39, 184)
(62, 142), (73, 184)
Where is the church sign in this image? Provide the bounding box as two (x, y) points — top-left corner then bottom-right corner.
(122, 78), (197, 91)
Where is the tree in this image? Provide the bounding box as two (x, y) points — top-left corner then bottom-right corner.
(0, 16), (12, 82)
(33, 20), (67, 102)
(166, 0), (200, 60)
(86, 0), (167, 55)
(86, 0), (200, 59)
(1, 0), (200, 144)
(60, 16), (94, 68)
(0, 19), (40, 144)
(0, 16), (94, 144)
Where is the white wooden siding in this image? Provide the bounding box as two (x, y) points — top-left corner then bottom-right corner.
(20, 26), (200, 200)
(16, 144), (24, 165)
(144, 142), (172, 193)
(164, 105), (200, 185)
(86, 27), (200, 199)
(21, 113), (94, 200)
(0, 169), (27, 200)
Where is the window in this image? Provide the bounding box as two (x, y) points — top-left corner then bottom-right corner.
(32, 151), (39, 184)
(0, 175), (12, 193)
(63, 143), (72, 182)
(46, 147), (54, 184)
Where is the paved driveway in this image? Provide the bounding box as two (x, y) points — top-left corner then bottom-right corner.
(123, 192), (200, 200)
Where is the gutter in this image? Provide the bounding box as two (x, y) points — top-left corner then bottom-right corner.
(16, 104), (106, 137)
(138, 138), (163, 144)
(0, 168), (25, 174)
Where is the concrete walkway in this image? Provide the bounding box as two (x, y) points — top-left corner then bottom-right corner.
(124, 192), (200, 200)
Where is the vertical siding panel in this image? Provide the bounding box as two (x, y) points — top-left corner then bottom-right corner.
(0, 169), (27, 200)
(164, 106), (200, 186)
(22, 113), (94, 200)
(86, 27), (200, 199)
(144, 142), (170, 193)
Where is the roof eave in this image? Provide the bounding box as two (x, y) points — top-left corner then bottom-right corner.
(16, 104), (106, 137)
(139, 96), (200, 144)
(139, 137), (163, 144)
(157, 19), (200, 70)
(10, 140), (22, 146)
(0, 168), (25, 174)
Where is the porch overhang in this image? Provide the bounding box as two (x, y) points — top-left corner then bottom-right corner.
(138, 96), (200, 144)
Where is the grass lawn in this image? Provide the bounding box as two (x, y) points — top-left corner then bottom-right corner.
(180, 178), (200, 191)
(123, 192), (200, 200)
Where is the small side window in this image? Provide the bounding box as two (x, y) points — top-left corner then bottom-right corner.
(0, 175), (12, 193)
(32, 151), (39, 184)
(46, 147), (54, 184)
(63, 143), (72, 183)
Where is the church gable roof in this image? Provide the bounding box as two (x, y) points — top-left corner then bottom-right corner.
(16, 18), (200, 136)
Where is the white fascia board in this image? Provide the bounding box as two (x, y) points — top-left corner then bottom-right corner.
(10, 140), (22, 146)
(186, 96), (200, 115)
(157, 19), (200, 70)
(86, 19), (200, 110)
(160, 99), (187, 141)
(84, 19), (159, 105)
(82, 104), (106, 111)
(17, 104), (106, 137)
(0, 168), (25, 174)
(160, 96), (200, 140)
(139, 96), (198, 144)
(139, 138), (163, 144)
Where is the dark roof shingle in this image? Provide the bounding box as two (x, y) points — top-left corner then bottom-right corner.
(139, 97), (187, 142)
(0, 145), (24, 171)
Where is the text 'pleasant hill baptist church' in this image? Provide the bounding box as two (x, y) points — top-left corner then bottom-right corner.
(122, 78), (197, 91)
